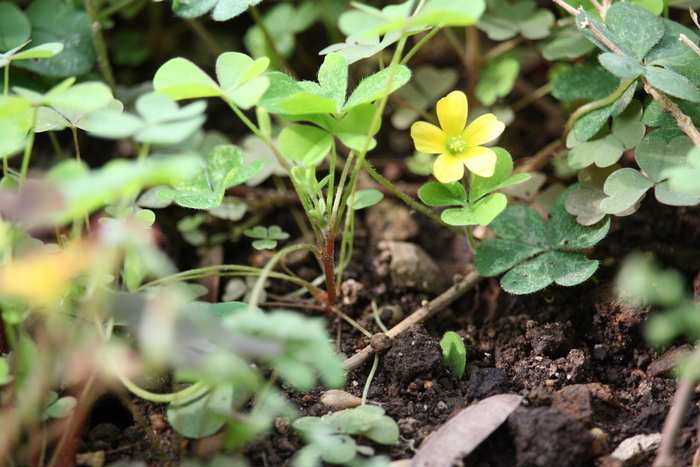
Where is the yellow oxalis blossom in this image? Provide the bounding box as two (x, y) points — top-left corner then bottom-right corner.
(0, 242), (94, 308)
(410, 90), (505, 183)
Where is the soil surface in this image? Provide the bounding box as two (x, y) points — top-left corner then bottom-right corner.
(77, 196), (700, 467)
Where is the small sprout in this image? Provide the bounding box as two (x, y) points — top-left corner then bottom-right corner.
(243, 225), (290, 250)
(440, 331), (467, 379)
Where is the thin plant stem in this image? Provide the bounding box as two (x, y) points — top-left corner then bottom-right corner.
(119, 375), (209, 403)
(332, 307), (372, 337)
(71, 127), (81, 162)
(84, 0), (117, 93)
(371, 300), (389, 333)
(361, 354), (380, 405)
(18, 124), (36, 189)
(47, 131), (66, 160)
(563, 78), (636, 137)
(401, 25), (443, 65)
(184, 18), (225, 57)
(4, 65), (9, 96)
(136, 142), (150, 162)
(248, 5), (297, 79)
(247, 243), (320, 308)
(361, 159), (468, 237)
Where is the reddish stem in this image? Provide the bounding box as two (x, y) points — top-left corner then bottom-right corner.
(319, 233), (337, 311)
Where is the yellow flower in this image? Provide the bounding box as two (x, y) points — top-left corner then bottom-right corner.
(0, 242), (93, 308)
(410, 91), (505, 183)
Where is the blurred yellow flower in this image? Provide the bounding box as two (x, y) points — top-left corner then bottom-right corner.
(0, 242), (93, 308)
(410, 91), (505, 183)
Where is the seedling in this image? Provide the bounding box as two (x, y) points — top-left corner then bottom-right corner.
(440, 331), (467, 380)
(243, 225), (289, 250)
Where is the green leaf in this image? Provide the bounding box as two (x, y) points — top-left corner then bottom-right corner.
(83, 93), (207, 145)
(605, 2), (663, 61)
(442, 207), (478, 226)
(474, 187), (609, 294)
(573, 83), (635, 142)
(46, 156), (201, 225)
(598, 53), (644, 80)
(600, 168), (653, 213)
(318, 53), (348, 112)
(477, 0), (554, 41)
(154, 57), (222, 100)
(610, 99), (645, 149)
(440, 331), (467, 379)
(575, 10), (635, 57)
(473, 193), (508, 226)
(334, 103), (379, 151)
(0, 2), (30, 51)
(500, 251), (599, 294)
(552, 61), (619, 102)
(320, 31), (406, 65)
(644, 66), (700, 103)
(172, 0), (262, 21)
(645, 19), (700, 87)
(17, 0), (95, 77)
(278, 125), (333, 165)
(418, 181), (466, 207)
(635, 135), (694, 182)
(343, 64), (411, 112)
(280, 92), (338, 115)
(159, 145), (261, 210)
(475, 55), (519, 106)
(349, 189), (383, 210)
(664, 147), (700, 194)
(568, 133), (624, 169)
(413, 0), (487, 28)
(469, 147), (516, 202)
(541, 24), (595, 61)
(168, 385), (233, 439)
(257, 72), (304, 114)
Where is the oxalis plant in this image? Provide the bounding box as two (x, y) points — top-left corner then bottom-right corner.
(1, 0), (700, 464)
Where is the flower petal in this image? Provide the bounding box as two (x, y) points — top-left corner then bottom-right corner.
(433, 153), (465, 183)
(462, 114), (505, 146)
(462, 146), (497, 177)
(411, 121), (446, 154)
(437, 91), (467, 136)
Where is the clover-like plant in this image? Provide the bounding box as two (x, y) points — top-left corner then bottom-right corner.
(292, 404), (399, 467)
(243, 225), (290, 250)
(474, 187), (610, 294)
(418, 148), (529, 226)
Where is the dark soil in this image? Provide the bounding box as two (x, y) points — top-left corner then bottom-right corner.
(76, 197), (700, 467)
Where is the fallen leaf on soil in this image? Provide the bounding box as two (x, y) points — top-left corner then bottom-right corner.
(409, 393), (523, 466)
(320, 389), (363, 409)
(610, 433), (662, 463)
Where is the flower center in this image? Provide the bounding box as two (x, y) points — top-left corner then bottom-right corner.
(447, 136), (466, 156)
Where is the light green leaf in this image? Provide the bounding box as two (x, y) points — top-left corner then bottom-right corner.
(568, 133), (624, 169)
(343, 64), (411, 112)
(440, 331), (467, 379)
(153, 57), (221, 100)
(172, 0), (262, 21)
(11, 42), (64, 60)
(475, 56), (519, 106)
(610, 99), (645, 150)
(418, 181), (466, 207)
(278, 125), (333, 165)
(635, 135), (694, 182)
(349, 189), (384, 210)
(318, 53), (348, 111)
(280, 92), (339, 115)
(334, 103), (379, 151)
(473, 193), (508, 226)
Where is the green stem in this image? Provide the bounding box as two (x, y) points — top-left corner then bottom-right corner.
(119, 375), (209, 403)
(137, 142), (150, 162)
(141, 265), (323, 297)
(362, 354), (380, 405)
(361, 159), (468, 236)
(84, 0), (117, 93)
(248, 5), (296, 79)
(18, 116), (36, 189)
(184, 19), (225, 57)
(401, 25), (442, 65)
(247, 243), (319, 308)
(71, 127), (81, 162)
(564, 78), (636, 137)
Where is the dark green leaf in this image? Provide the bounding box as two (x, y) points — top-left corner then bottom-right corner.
(598, 53), (644, 80)
(605, 2), (663, 60)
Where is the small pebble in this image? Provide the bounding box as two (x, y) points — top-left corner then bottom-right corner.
(370, 333), (392, 353)
(320, 390), (363, 409)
